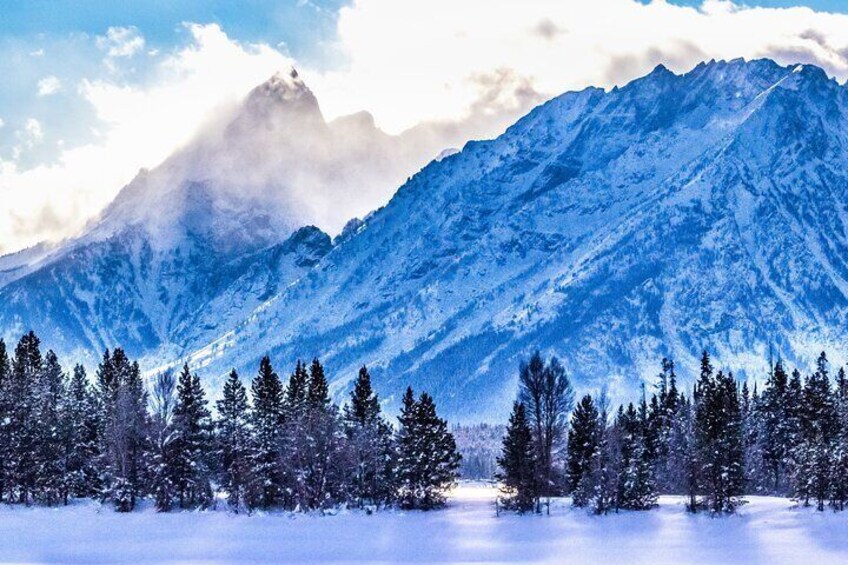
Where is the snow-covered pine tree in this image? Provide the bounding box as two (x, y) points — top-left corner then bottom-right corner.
(216, 369), (253, 513)
(693, 351), (745, 514)
(617, 403), (658, 510)
(792, 352), (836, 511)
(64, 364), (100, 501)
(758, 360), (793, 494)
(285, 360), (309, 419)
(495, 401), (538, 512)
(170, 364), (214, 509)
(97, 348), (150, 512)
(343, 366), (396, 508)
(10, 331), (43, 505)
(308, 358), (330, 407)
(248, 355), (285, 509)
(831, 366), (848, 510)
(589, 391), (618, 515)
(287, 357), (349, 510)
(653, 359), (680, 492)
(396, 388), (461, 509)
(566, 393), (600, 507)
(0, 339), (10, 502)
(33, 350), (66, 505)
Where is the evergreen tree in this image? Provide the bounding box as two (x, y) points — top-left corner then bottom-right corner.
(285, 360), (309, 419)
(0, 339), (10, 501)
(286, 358), (349, 510)
(792, 352), (836, 511)
(396, 388), (461, 509)
(759, 360), (793, 494)
(33, 350), (66, 504)
(248, 355), (285, 509)
(831, 366), (848, 510)
(496, 402), (538, 512)
(693, 351), (745, 513)
(617, 403), (658, 510)
(97, 349), (150, 512)
(170, 365), (214, 509)
(64, 365), (100, 500)
(307, 358), (330, 407)
(9, 331), (43, 505)
(566, 394), (600, 507)
(216, 369), (253, 513)
(343, 366), (395, 507)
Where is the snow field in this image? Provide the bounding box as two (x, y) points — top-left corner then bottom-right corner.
(1, 483), (847, 564)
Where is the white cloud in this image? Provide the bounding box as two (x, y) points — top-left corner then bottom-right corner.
(1, 24), (293, 254)
(96, 26), (145, 58)
(36, 75), (62, 97)
(23, 118), (43, 142)
(310, 0), (848, 133)
(0, 118), (5, 128)
(6, 1), (848, 254)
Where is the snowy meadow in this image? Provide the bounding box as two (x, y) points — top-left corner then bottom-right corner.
(1, 483), (847, 564)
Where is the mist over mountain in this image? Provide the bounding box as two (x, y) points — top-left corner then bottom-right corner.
(0, 69), (462, 365)
(4, 58), (848, 421)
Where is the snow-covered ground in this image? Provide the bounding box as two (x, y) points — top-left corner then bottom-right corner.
(1, 483), (847, 564)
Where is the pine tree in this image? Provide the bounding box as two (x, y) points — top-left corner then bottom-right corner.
(496, 402), (537, 512)
(831, 366), (848, 510)
(216, 369), (253, 513)
(759, 360), (793, 494)
(171, 365), (214, 509)
(343, 366), (395, 507)
(285, 360), (309, 419)
(33, 350), (66, 505)
(566, 394), (600, 507)
(693, 351), (745, 513)
(0, 339), (10, 502)
(308, 358), (330, 407)
(286, 358), (348, 510)
(617, 403), (658, 510)
(10, 331), (43, 505)
(248, 355), (285, 509)
(97, 349), (150, 512)
(792, 352), (836, 511)
(396, 388), (461, 509)
(64, 365), (100, 501)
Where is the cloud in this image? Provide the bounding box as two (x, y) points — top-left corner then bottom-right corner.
(309, 0), (848, 134)
(36, 75), (62, 97)
(96, 26), (145, 58)
(0, 24), (293, 254)
(0, 118), (4, 128)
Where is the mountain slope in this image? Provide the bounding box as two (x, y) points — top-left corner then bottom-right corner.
(0, 70), (449, 365)
(182, 59), (848, 420)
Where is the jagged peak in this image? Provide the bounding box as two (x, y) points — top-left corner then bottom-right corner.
(246, 67), (316, 107)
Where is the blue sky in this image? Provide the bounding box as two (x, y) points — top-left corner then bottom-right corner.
(3, 0), (848, 253)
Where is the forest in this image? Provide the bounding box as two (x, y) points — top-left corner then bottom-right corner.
(0, 331), (460, 513)
(1, 329), (845, 518)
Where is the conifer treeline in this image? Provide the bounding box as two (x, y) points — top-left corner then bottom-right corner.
(498, 350), (848, 515)
(0, 331), (460, 513)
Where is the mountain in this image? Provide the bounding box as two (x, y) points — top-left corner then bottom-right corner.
(0, 69), (451, 366)
(5, 58), (848, 422)
(175, 59), (848, 421)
